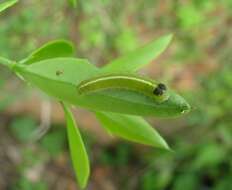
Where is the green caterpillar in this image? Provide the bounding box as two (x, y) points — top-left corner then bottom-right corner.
(77, 74), (170, 103)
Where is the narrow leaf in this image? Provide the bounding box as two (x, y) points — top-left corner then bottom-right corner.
(62, 103), (90, 189)
(95, 112), (170, 150)
(21, 40), (74, 65)
(0, 0), (18, 12)
(102, 34), (173, 72)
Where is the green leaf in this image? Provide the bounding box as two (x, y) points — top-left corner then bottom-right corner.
(0, 0), (18, 13)
(193, 143), (226, 169)
(14, 58), (190, 117)
(10, 116), (37, 142)
(69, 0), (77, 7)
(95, 112), (170, 150)
(62, 103), (90, 189)
(13, 55), (173, 150)
(40, 128), (66, 157)
(21, 40), (74, 65)
(177, 5), (203, 29)
(173, 173), (199, 190)
(102, 34), (173, 72)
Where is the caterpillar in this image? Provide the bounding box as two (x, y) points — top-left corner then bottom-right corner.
(77, 74), (170, 103)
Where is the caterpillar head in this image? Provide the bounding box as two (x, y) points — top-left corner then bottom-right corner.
(153, 83), (167, 96)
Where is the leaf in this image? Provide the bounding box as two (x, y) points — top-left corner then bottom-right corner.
(62, 103), (90, 189)
(21, 40), (75, 65)
(40, 128), (66, 157)
(16, 55), (172, 150)
(95, 112), (170, 150)
(102, 34), (173, 72)
(69, 0), (77, 7)
(10, 116), (37, 142)
(193, 143), (226, 169)
(0, 0), (18, 13)
(14, 58), (190, 117)
(173, 173), (199, 190)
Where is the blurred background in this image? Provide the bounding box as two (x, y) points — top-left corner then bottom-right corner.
(0, 0), (232, 189)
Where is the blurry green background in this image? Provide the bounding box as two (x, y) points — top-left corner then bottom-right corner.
(0, 0), (232, 189)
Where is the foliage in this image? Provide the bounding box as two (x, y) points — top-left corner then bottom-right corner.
(1, 31), (187, 188)
(0, 3), (189, 186)
(0, 0), (231, 189)
(62, 103), (90, 189)
(95, 112), (170, 149)
(10, 116), (37, 142)
(12, 176), (48, 190)
(40, 127), (67, 157)
(0, 0), (18, 13)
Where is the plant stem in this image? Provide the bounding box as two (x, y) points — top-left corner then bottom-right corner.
(0, 56), (17, 71)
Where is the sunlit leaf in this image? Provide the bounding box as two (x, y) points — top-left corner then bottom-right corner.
(62, 103), (90, 189)
(95, 112), (170, 150)
(14, 58), (190, 117)
(0, 0), (18, 13)
(102, 34), (173, 72)
(21, 40), (74, 65)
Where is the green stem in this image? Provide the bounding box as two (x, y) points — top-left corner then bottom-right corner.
(0, 57), (13, 69)
(0, 56), (16, 71)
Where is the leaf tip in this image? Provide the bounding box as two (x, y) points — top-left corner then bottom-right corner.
(150, 135), (171, 151)
(79, 173), (90, 189)
(163, 33), (174, 45)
